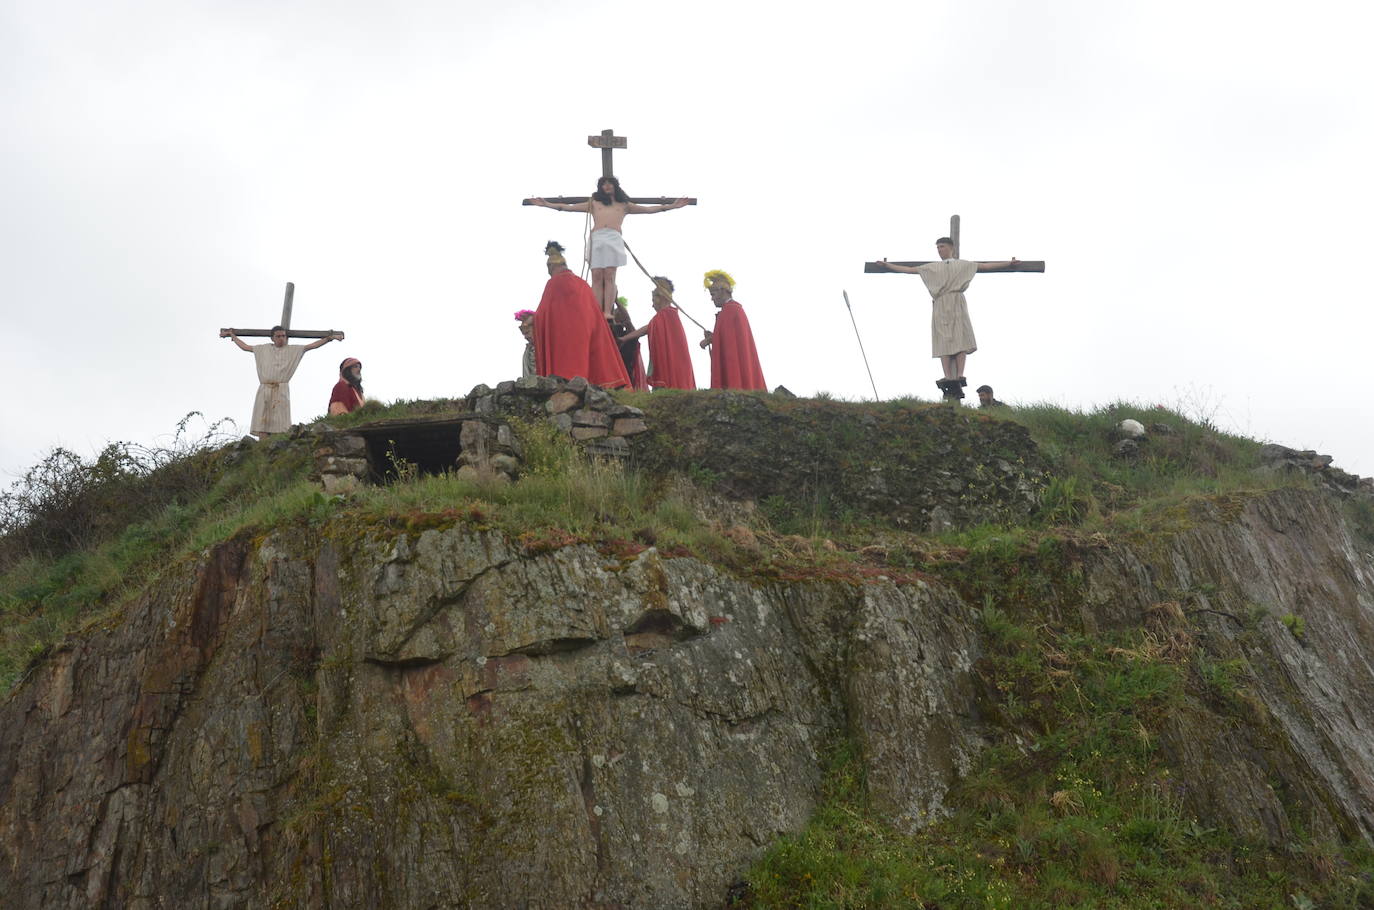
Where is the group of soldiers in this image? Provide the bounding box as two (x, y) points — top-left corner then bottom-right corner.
(515, 241), (766, 395)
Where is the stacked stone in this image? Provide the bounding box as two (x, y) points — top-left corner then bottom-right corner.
(311, 377), (651, 492)
(313, 432), (370, 494)
(465, 375), (648, 460)
(1258, 443), (1374, 498)
(455, 419), (523, 484)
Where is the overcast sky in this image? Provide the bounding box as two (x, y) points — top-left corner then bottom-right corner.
(3, 0), (1371, 486)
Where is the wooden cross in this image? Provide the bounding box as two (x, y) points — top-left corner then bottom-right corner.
(217, 282), (345, 340)
(864, 215), (1046, 273)
(521, 127), (698, 207)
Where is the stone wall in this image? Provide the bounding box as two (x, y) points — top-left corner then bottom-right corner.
(312, 376), (649, 492)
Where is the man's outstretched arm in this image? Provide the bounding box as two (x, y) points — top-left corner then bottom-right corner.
(526, 198), (592, 213)
(976, 258), (1021, 272)
(872, 259), (923, 274)
(302, 332), (343, 351)
(626, 198), (689, 214)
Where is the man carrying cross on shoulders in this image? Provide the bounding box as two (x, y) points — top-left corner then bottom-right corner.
(875, 238), (1018, 400)
(527, 176), (688, 319)
(224, 326), (341, 436)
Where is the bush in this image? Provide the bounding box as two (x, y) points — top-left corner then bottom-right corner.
(0, 413), (236, 571)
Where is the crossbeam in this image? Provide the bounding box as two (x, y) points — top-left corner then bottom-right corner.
(522, 196), (697, 206)
(865, 260), (1044, 273)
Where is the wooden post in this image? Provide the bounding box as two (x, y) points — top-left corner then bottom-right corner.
(587, 128), (627, 178)
(950, 215), (961, 259)
(280, 282), (295, 331)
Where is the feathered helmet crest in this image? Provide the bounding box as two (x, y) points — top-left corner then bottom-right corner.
(545, 241), (567, 266)
(513, 309), (536, 321)
(703, 269), (735, 290)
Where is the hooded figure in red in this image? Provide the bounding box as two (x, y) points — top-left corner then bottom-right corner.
(533, 241), (631, 389)
(328, 357), (365, 415)
(618, 277), (697, 389)
(700, 269), (766, 391)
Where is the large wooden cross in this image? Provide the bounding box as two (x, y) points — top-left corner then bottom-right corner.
(521, 127), (698, 207)
(218, 282), (345, 340)
(864, 215), (1046, 273)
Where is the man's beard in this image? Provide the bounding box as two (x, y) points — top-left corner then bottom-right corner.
(346, 372), (363, 394)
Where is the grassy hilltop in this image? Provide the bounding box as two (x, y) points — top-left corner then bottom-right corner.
(3, 392), (1373, 908)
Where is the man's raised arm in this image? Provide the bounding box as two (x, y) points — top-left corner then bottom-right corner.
(526, 198), (592, 213)
(220, 329), (254, 352)
(626, 198), (689, 214)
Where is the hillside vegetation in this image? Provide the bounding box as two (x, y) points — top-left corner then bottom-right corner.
(3, 392), (1371, 908)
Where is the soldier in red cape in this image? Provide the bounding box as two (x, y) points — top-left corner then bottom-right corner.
(533, 241), (631, 389)
(618, 277), (697, 390)
(699, 269), (766, 391)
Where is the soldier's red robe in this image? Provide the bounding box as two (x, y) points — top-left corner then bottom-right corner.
(534, 270), (631, 389)
(708, 300), (766, 391)
(646, 307), (696, 390)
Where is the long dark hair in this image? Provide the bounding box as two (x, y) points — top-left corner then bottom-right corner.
(592, 175), (629, 205)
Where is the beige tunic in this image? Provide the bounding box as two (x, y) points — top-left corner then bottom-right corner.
(251, 343), (307, 435)
(915, 258), (978, 358)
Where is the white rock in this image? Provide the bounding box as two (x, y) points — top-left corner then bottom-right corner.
(1118, 418), (1146, 438)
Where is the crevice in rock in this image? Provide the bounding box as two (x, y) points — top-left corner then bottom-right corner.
(509, 635), (600, 657)
(382, 556), (514, 660)
(621, 608), (704, 656)
(363, 654), (451, 670)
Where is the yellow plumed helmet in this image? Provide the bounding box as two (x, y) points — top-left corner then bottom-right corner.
(545, 240), (567, 266)
(703, 269), (735, 290)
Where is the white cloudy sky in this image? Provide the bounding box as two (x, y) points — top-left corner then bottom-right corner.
(3, 0), (1371, 483)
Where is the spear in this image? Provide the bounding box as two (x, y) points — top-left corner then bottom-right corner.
(842, 290), (880, 401)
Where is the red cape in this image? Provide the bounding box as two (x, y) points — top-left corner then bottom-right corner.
(646, 307), (696, 389)
(709, 300), (766, 391)
(534, 270), (631, 389)
(328, 379), (364, 413)
(629, 345), (648, 391)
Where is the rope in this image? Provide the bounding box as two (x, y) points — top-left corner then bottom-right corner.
(621, 237), (709, 332)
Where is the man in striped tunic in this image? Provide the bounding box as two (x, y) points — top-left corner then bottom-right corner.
(224, 325), (341, 436)
(876, 238), (1018, 400)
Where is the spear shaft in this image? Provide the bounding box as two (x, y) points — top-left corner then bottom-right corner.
(842, 290), (880, 401)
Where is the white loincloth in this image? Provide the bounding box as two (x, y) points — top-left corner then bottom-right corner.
(589, 228), (627, 269)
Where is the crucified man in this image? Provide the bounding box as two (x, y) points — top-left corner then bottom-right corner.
(876, 237), (1019, 399)
(526, 176), (688, 319)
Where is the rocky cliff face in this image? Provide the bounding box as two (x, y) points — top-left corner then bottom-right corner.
(2, 486), (1372, 908)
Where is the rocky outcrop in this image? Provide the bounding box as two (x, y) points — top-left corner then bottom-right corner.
(1079, 488), (1374, 845)
(0, 525), (989, 908)
(631, 393), (1051, 533)
(3, 484), (1374, 908)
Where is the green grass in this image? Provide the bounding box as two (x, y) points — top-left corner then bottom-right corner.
(744, 614), (1374, 909)
(0, 442), (320, 690)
